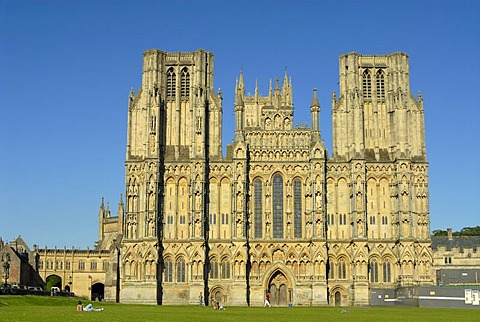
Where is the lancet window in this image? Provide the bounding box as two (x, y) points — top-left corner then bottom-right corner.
(272, 174), (284, 238)
(370, 259), (379, 282)
(221, 258), (231, 279)
(164, 258), (173, 282)
(166, 68), (176, 100)
(293, 179), (302, 238)
(177, 258), (186, 282)
(254, 179), (263, 238)
(210, 258), (219, 279)
(363, 69), (372, 99)
(181, 68), (190, 99)
(382, 260), (391, 282)
(376, 69), (385, 99)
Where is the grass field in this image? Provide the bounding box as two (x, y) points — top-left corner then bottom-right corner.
(0, 296), (479, 322)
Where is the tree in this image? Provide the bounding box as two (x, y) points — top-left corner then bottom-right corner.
(46, 275), (62, 291)
(432, 226), (480, 237)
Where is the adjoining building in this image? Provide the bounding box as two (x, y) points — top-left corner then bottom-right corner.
(2, 50), (446, 306)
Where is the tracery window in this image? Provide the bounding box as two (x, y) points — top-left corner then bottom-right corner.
(164, 258), (173, 282)
(90, 261), (97, 270)
(181, 68), (190, 99)
(370, 259), (379, 282)
(363, 70), (372, 99)
(210, 258), (219, 279)
(65, 261), (70, 270)
(293, 179), (302, 238)
(78, 261), (85, 270)
(272, 174), (284, 238)
(221, 258), (230, 279)
(338, 259), (347, 279)
(376, 70), (385, 99)
(254, 179), (263, 238)
(177, 258), (186, 282)
(382, 260), (391, 282)
(328, 259), (335, 279)
(166, 68), (176, 99)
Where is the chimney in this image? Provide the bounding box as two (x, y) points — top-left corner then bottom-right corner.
(447, 228), (453, 241)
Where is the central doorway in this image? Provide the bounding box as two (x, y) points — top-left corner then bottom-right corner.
(267, 271), (289, 306)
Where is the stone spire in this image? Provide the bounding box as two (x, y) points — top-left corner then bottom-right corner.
(310, 88), (320, 134)
(118, 194), (124, 217)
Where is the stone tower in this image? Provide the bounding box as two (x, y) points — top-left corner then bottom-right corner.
(328, 53), (431, 304)
(122, 49), (222, 303)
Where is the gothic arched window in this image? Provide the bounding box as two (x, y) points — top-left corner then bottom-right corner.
(210, 258), (219, 279)
(376, 70), (385, 99)
(254, 179), (263, 238)
(338, 258), (347, 279)
(382, 260), (391, 282)
(181, 68), (190, 99)
(293, 179), (302, 238)
(221, 258), (230, 279)
(164, 258), (173, 282)
(166, 68), (176, 100)
(370, 259), (379, 282)
(363, 69), (371, 99)
(328, 259), (335, 279)
(177, 258), (186, 282)
(272, 174), (284, 238)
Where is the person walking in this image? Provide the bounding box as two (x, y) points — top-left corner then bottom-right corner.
(198, 292), (203, 306)
(264, 292), (271, 307)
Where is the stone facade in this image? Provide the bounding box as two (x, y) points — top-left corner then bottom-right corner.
(1, 50), (438, 306)
(110, 50), (433, 306)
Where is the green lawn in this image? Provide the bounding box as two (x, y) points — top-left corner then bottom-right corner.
(0, 296), (478, 322)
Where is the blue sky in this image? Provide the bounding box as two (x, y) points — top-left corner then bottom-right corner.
(1, 0), (479, 248)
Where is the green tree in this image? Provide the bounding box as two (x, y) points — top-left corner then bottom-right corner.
(45, 275), (62, 291)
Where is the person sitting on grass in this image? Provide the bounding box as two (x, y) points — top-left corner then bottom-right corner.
(77, 300), (104, 312)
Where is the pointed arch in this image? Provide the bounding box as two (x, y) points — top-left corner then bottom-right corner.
(166, 67), (176, 99)
(181, 67), (190, 99)
(363, 69), (372, 99)
(253, 177), (263, 238)
(293, 177), (302, 238)
(376, 69), (385, 99)
(272, 173), (284, 238)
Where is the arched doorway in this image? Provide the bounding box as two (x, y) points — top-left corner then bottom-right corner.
(267, 270), (289, 306)
(210, 286), (227, 307)
(91, 283), (104, 301)
(329, 286), (347, 306)
(334, 291), (341, 306)
(46, 275), (62, 291)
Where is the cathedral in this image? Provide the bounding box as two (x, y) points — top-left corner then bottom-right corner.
(10, 49), (432, 306)
(98, 49), (432, 306)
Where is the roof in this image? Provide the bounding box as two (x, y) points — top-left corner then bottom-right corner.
(432, 236), (480, 252)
